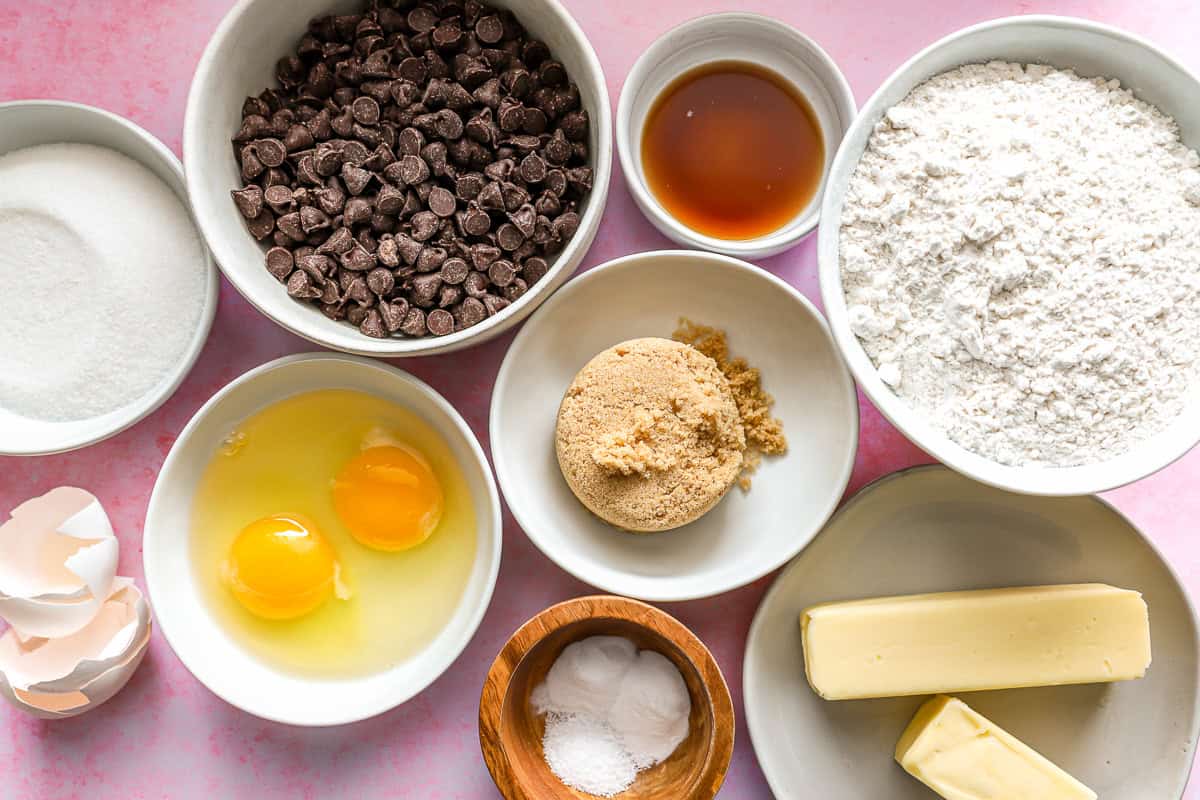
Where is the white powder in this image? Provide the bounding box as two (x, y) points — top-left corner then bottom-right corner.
(840, 62), (1200, 466)
(0, 143), (208, 422)
(532, 636), (691, 796)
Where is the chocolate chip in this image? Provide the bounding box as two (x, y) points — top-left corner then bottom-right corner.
(398, 306), (426, 336)
(426, 308), (454, 335)
(428, 186), (457, 217)
(462, 202), (491, 235)
(554, 211), (581, 241)
(298, 253), (334, 279)
(373, 184), (403, 215)
(522, 256), (549, 284)
(359, 308), (387, 338)
(317, 226), (354, 255)
(232, 185), (264, 219)
(456, 171), (485, 199)
(410, 210), (440, 241)
(502, 276), (528, 301)
(379, 298), (409, 331)
(367, 266), (395, 296)
(340, 242), (377, 271)
(475, 15), (503, 44)
(265, 246), (294, 281)
(470, 243), (501, 270)
(416, 245), (448, 272)
(440, 257), (470, 284)
(346, 305), (369, 326)
(438, 284), (464, 308)
(496, 223), (524, 251)
(398, 153), (430, 185)
(488, 259), (516, 287)
(463, 270), (489, 298)
(264, 184), (294, 214)
(410, 272), (442, 307)
(482, 293), (510, 316)
(453, 296), (487, 328)
(519, 153), (546, 184)
(287, 270), (322, 299)
(350, 96), (380, 126)
(298, 206), (330, 234)
(344, 196), (373, 226)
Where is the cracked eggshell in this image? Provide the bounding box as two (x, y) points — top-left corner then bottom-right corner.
(0, 578), (151, 719)
(0, 487), (119, 639)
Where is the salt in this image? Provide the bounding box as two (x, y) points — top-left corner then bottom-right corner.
(0, 143), (208, 422)
(532, 636), (691, 797)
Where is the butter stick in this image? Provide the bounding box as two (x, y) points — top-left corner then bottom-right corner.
(801, 583), (1150, 700)
(896, 695), (1097, 800)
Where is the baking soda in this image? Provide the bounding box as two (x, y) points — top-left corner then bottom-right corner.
(0, 143), (208, 422)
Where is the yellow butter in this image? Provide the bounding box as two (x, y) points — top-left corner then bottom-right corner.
(801, 584), (1150, 700)
(896, 695), (1097, 800)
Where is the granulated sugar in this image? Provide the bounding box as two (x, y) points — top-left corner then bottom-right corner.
(0, 143), (208, 422)
(840, 62), (1200, 466)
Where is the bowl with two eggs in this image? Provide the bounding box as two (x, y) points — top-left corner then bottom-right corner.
(143, 353), (501, 725)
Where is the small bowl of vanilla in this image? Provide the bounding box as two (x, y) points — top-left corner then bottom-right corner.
(479, 595), (734, 800)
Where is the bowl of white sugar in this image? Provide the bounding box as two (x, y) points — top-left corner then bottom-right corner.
(818, 16), (1200, 495)
(0, 101), (217, 456)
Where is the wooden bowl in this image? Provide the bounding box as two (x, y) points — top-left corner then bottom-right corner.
(479, 595), (734, 799)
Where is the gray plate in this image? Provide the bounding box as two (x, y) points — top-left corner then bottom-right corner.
(744, 466), (1199, 799)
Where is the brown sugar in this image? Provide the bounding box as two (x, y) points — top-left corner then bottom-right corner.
(672, 319), (787, 489)
(555, 338), (745, 532)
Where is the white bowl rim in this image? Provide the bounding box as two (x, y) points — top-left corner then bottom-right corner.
(489, 249), (860, 602)
(182, 0), (613, 357)
(742, 463), (1200, 800)
(142, 351), (504, 726)
(616, 11), (857, 259)
(0, 99), (218, 457)
(817, 14), (1200, 496)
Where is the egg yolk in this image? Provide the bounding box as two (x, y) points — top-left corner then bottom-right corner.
(222, 514), (344, 620)
(332, 445), (444, 551)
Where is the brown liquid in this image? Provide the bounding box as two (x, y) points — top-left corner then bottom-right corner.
(641, 61), (825, 241)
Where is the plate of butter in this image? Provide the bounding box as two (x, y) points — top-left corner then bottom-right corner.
(743, 465), (1199, 799)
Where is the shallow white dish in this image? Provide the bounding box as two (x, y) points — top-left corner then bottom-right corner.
(490, 250), (858, 601)
(617, 12), (855, 259)
(818, 15), (1200, 495)
(744, 465), (1200, 799)
(143, 353), (502, 726)
(185, 0), (611, 357)
(0, 100), (218, 456)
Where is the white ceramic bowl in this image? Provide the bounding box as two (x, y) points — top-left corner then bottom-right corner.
(0, 100), (218, 456)
(490, 250), (859, 601)
(818, 16), (1200, 496)
(185, 0), (611, 357)
(617, 13), (856, 259)
(744, 466), (1200, 800)
(143, 353), (502, 725)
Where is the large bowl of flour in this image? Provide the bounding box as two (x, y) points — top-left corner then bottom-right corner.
(818, 15), (1200, 495)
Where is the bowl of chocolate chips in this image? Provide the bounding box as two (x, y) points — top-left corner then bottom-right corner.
(184, 0), (610, 355)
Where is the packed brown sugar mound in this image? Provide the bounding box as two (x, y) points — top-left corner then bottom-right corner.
(672, 319), (788, 490)
(555, 337), (746, 532)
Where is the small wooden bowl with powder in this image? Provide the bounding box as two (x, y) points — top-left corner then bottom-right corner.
(478, 595), (734, 800)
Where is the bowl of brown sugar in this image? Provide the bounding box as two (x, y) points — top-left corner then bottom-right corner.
(616, 13), (856, 259)
(489, 250), (859, 601)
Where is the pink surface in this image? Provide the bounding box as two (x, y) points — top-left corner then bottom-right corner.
(1, 0), (1199, 797)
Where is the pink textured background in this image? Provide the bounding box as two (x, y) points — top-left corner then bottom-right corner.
(2, 0), (1199, 797)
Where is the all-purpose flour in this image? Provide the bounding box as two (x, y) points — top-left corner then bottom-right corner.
(841, 62), (1200, 466)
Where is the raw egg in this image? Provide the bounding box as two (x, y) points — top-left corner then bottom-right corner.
(333, 444), (444, 551)
(222, 513), (348, 620)
(190, 389), (477, 677)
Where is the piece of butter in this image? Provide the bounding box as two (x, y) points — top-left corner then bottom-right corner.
(895, 695), (1097, 800)
(801, 583), (1150, 700)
